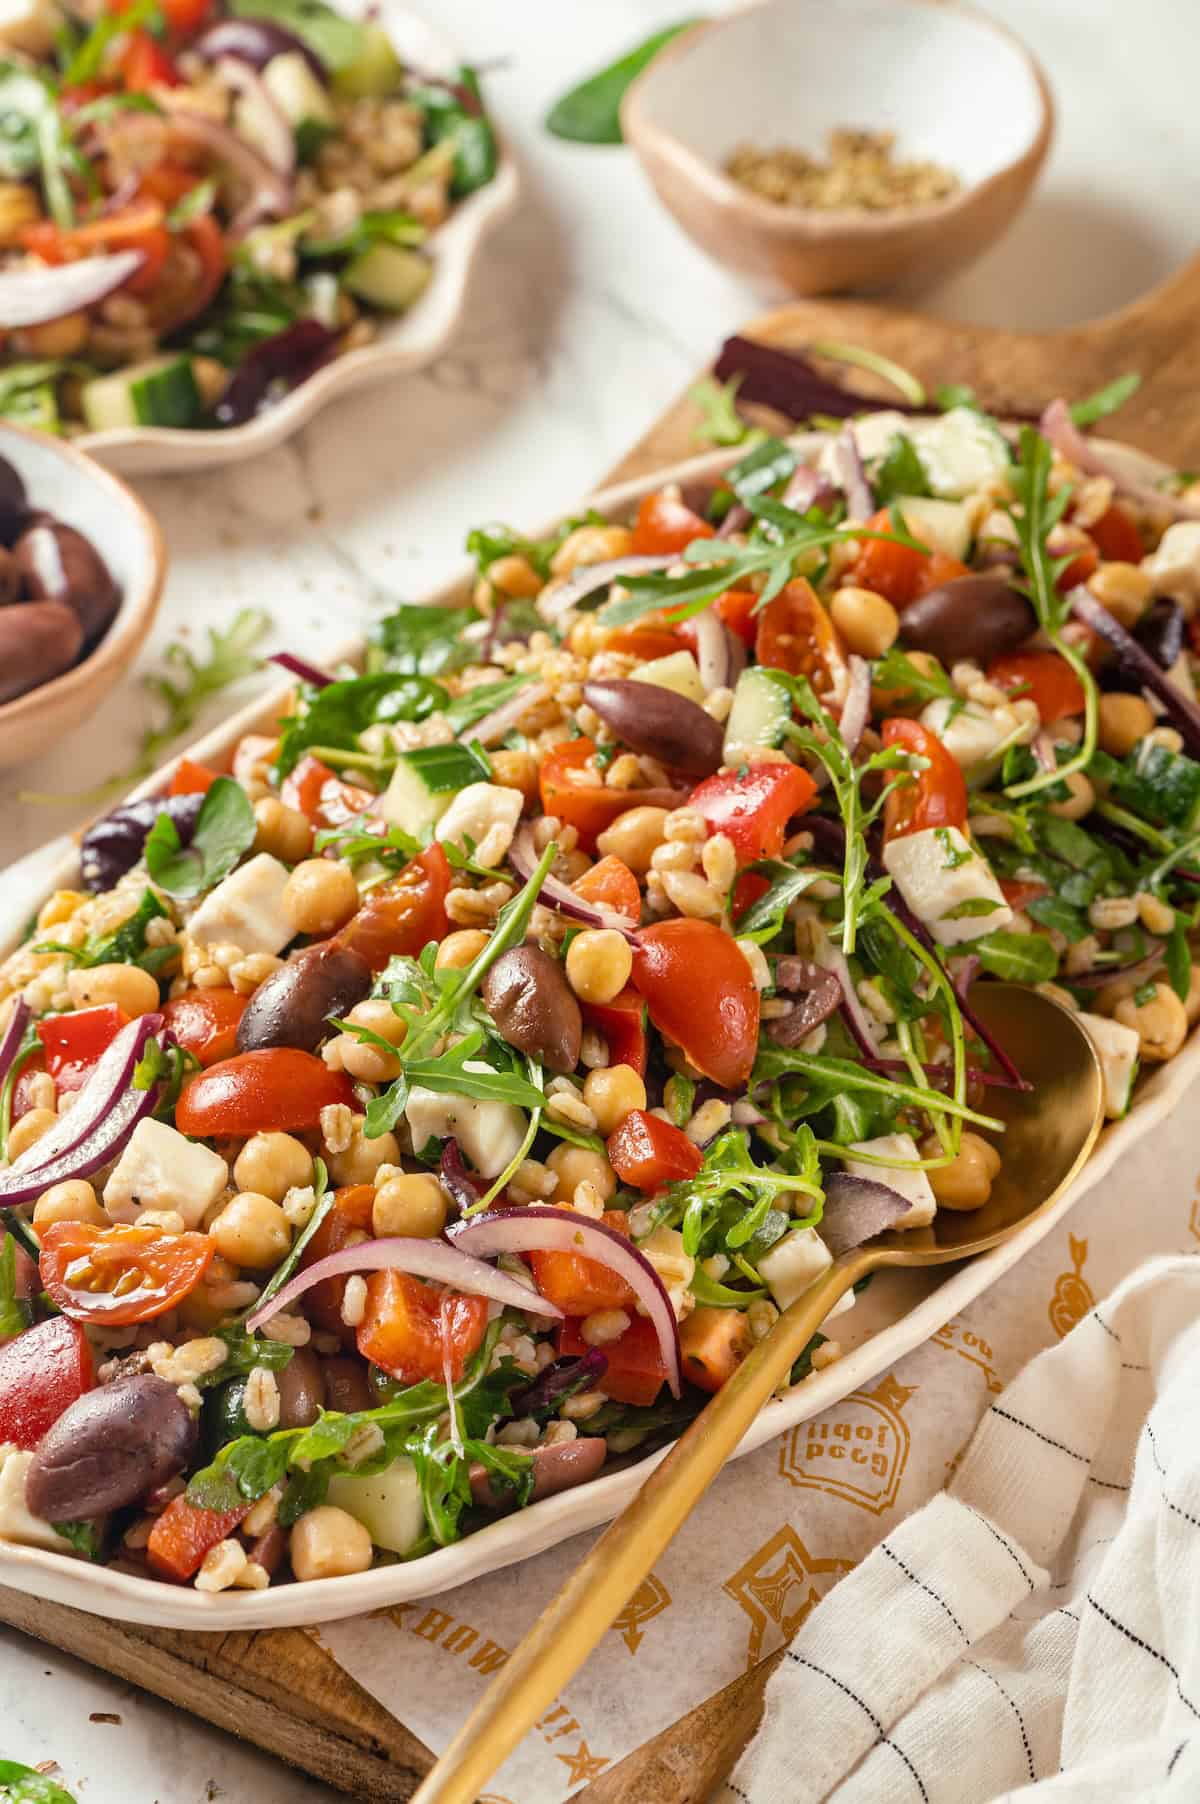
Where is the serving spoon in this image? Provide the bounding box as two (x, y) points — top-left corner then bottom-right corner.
(411, 984), (1103, 1804)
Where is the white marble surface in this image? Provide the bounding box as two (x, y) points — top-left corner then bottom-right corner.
(1, 0), (1198, 1796)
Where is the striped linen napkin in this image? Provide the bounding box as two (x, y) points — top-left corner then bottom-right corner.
(720, 1254), (1200, 1802)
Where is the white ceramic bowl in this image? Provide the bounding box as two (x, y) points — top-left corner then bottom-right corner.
(0, 429), (1180, 1629)
(76, 5), (520, 475)
(0, 422), (165, 767)
(623, 0), (1053, 297)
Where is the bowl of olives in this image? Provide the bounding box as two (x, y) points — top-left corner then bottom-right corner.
(0, 422), (165, 767)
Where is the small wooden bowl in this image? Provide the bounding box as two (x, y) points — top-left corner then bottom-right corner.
(0, 423), (166, 768)
(622, 0), (1054, 297)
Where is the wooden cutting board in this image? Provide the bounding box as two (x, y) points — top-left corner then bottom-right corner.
(4, 259), (1200, 1803)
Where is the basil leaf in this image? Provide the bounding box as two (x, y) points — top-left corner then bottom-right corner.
(973, 930), (1059, 983)
(368, 603), (480, 676)
(545, 20), (701, 144)
(144, 776), (256, 898)
(275, 672), (448, 777)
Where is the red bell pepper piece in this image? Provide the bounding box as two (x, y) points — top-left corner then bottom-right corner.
(579, 988), (647, 1076)
(558, 1313), (667, 1407)
(37, 1004), (130, 1094)
(147, 1494), (251, 1582)
(688, 763), (817, 867)
(607, 1109), (703, 1192)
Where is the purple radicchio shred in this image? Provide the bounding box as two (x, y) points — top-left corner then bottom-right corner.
(213, 319), (338, 428)
(1070, 587), (1200, 757)
(769, 959), (842, 1046)
(270, 651), (335, 689)
(510, 1350), (608, 1419)
(439, 1139), (486, 1216)
(1103, 599), (1185, 693)
(713, 336), (921, 422)
(820, 1172), (914, 1257)
(482, 598), (538, 661)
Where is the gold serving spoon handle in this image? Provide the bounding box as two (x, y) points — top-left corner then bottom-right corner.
(412, 984), (1103, 1804)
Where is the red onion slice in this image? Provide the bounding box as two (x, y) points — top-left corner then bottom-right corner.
(831, 425), (875, 522)
(439, 1139), (486, 1214)
(782, 464), (836, 514)
(245, 1234), (562, 1333)
(449, 1206), (682, 1399)
(0, 1015), (170, 1204)
(538, 556), (672, 626)
(0, 252), (145, 329)
(467, 681), (549, 748)
(270, 652), (335, 689)
(0, 1000), (31, 1092)
(194, 16), (327, 77)
(1042, 399), (1200, 522)
(509, 825), (640, 938)
(216, 56), (296, 177)
(1070, 586), (1200, 756)
(838, 655), (871, 756)
(820, 1172), (913, 1256)
(692, 608), (745, 693)
(163, 108), (293, 233)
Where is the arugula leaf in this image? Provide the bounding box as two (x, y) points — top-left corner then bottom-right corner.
(411, 66), (497, 197)
(1025, 893), (1090, 943)
(249, 1159), (330, 1320)
(144, 776), (256, 899)
(442, 673), (533, 737)
(935, 383), (978, 412)
(973, 930), (1059, 983)
(275, 672), (448, 778)
(1107, 741), (1200, 831)
(0, 1233), (31, 1340)
(689, 374), (751, 447)
(871, 644), (954, 705)
(1070, 373), (1140, 427)
(647, 1127), (822, 1262)
(200, 1326), (295, 1390)
(51, 1518), (104, 1561)
(873, 433), (930, 505)
(734, 860), (839, 944)
(0, 1760), (78, 1804)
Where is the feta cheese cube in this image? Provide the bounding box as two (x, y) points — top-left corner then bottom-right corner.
(920, 698), (1033, 785)
(831, 409), (1010, 501)
(104, 1118), (229, 1227)
(1077, 1011), (1140, 1119)
(185, 853), (293, 957)
(845, 1133), (936, 1230)
(405, 1064), (525, 1179)
(881, 825), (1012, 947)
(0, 1446), (70, 1552)
(434, 783), (524, 870)
(1142, 522), (1200, 606)
(758, 1227), (833, 1311)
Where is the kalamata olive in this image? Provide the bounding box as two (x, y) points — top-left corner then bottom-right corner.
(324, 1356), (373, 1414)
(582, 679), (724, 776)
(14, 521), (119, 645)
(482, 945), (582, 1075)
(469, 1437), (607, 1511)
(276, 1346), (323, 1429)
(899, 575), (1035, 668)
(768, 958), (842, 1046)
(0, 599), (82, 703)
(236, 942), (372, 1054)
(246, 1523), (286, 1576)
(194, 16), (327, 75)
(25, 1375), (197, 1522)
(80, 792), (205, 893)
(0, 546), (21, 606)
(0, 454), (28, 546)
(1107, 599), (1185, 692)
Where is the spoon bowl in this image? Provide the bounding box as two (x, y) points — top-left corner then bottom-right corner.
(414, 983), (1103, 1804)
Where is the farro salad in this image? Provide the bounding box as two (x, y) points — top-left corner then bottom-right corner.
(0, 0), (496, 432)
(2, 395), (1200, 1594)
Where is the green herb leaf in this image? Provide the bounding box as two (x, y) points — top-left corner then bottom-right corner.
(51, 1518), (104, 1561)
(145, 776), (256, 898)
(873, 433), (930, 505)
(275, 672), (448, 778)
(973, 930), (1059, 983)
(0, 1233), (32, 1340)
(734, 860), (839, 945)
(870, 644), (954, 705)
(689, 375), (751, 447)
(0, 1759), (78, 1803)
(544, 20), (701, 144)
(249, 1158), (330, 1320)
(1070, 373), (1140, 428)
(725, 435), (797, 502)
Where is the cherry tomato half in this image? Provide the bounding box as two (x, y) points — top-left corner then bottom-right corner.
(281, 753), (374, 829)
(986, 650), (1086, 725)
(0, 1316), (94, 1449)
(37, 1003), (130, 1093)
(301, 1183), (376, 1344)
(631, 490), (715, 557)
(579, 988), (647, 1076)
(336, 845), (450, 971)
(572, 854), (641, 921)
(881, 717), (969, 841)
(607, 1109), (704, 1192)
(529, 1210), (638, 1315)
(40, 1222), (215, 1326)
(848, 508), (933, 606)
(161, 989), (247, 1067)
(688, 763), (817, 868)
(633, 919), (761, 1090)
(175, 1048), (354, 1138)
(357, 1270), (489, 1386)
(754, 578), (848, 702)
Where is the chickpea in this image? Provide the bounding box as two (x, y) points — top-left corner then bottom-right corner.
(565, 930), (634, 1005)
(487, 554), (542, 599)
(289, 1505), (373, 1581)
(559, 849), (593, 884)
(596, 807), (669, 874)
(326, 1116), (401, 1186)
(20, 310), (88, 357)
(7, 1108), (57, 1162)
(582, 1064), (647, 1136)
(551, 523), (635, 579)
(209, 1191), (292, 1269)
(233, 1131), (313, 1202)
(1113, 981), (1187, 1063)
(66, 962), (160, 1017)
(345, 999), (406, 1045)
(1046, 770), (1095, 822)
(1088, 560), (1151, 626)
(1185, 960), (1200, 1027)
(830, 586), (900, 659)
(33, 1179), (106, 1229)
(922, 1131), (1002, 1211)
(1098, 693), (1156, 758)
(334, 1033), (402, 1084)
(489, 748), (538, 804)
(435, 929), (490, 971)
(372, 1173), (449, 1239)
(547, 1142), (617, 1205)
(253, 797), (314, 864)
(282, 859), (359, 936)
